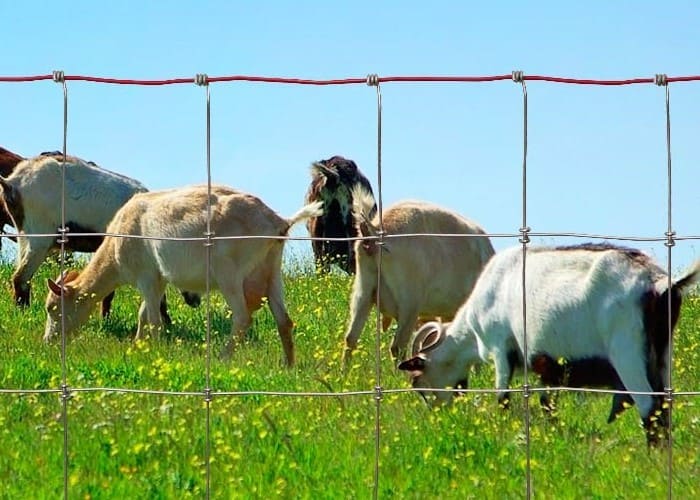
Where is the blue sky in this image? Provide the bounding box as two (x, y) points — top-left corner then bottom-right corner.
(2, 1), (699, 271)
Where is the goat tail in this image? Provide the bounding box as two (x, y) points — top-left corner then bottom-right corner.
(283, 201), (324, 234)
(673, 258), (700, 293)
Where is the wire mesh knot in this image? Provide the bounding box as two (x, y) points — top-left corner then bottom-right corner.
(654, 73), (668, 86)
(519, 226), (531, 244)
(375, 229), (389, 250)
(512, 70), (524, 83)
(366, 74), (379, 87)
(52, 70), (65, 83)
(203, 387), (213, 403)
(204, 230), (215, 247)
(522, 383), (531, 400)
(664, 230), (676, 248)
(663, 386), (674, 407)
(57, 226), (69, 245)
(195, 73), (209, 86)
(373, 385), (384, 402)
(60, 383), (73, 402)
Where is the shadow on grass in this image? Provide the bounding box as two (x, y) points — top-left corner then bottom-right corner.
(98, 287), (275, 347)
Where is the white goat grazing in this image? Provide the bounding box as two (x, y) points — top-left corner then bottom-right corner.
(0, 153), (147, 309)
(343, 187), (494, 364)
(398, 243), (700, 445)
(44, 184), (322, 366)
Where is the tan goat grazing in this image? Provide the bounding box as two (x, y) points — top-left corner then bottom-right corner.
(343, 187), (495, 366)
(44, 184), (323, 366)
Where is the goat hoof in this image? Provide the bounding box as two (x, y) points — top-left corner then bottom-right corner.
(645, 429), (669, 448)
(15, 293), (30, 307)
(220, 341), (237, 361)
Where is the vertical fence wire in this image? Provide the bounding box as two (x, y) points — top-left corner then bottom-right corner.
(196, 73), (214, 500)
(657, 73), (674, 499)
(367, 73), (383, 500)
(53, 70), (70, 500)
(513, 70), (532, 500)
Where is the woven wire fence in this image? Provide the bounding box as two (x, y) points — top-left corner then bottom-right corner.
(2, 71), (700, 499)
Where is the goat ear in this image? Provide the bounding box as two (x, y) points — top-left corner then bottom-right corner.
(47, 278), (70, 297)
(47, 278), (62, 296)
(398, 356), (425, 374)
(61, 269), (80, 284)
(358, 220), (378, 256)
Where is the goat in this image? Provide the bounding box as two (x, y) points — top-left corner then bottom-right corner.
(343, 186), (494, 365)
(0, 153), (153, 314)
(0, 149), (101, 248)
(0, 149), (104, 249)
(403, 323), (635, 423)
(398, 243), (700, 445)
(0, 150), (199, 319)
(304, 155), (376, 274)
(43, 184), (323, 366)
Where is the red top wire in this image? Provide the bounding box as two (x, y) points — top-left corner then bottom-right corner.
(1, 73), (699, 86)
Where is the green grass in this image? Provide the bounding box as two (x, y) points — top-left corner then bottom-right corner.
(1, 256), (699, 499)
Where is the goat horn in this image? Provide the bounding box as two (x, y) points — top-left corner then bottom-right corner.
(421, 321), (447, 353)
(315, 162), (338, 180)
(410, 321), (445, 356)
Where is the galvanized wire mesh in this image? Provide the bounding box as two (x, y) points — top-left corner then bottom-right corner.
(0, 71), (697, 499)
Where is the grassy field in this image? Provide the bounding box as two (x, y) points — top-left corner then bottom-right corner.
(1, 255), (699, 499)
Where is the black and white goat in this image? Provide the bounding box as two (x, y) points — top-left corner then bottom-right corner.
(304, 155), (376, 273)
(0, 153), (148, 309)
(398, 243), (700, 445)
(0, 149), (106, 246)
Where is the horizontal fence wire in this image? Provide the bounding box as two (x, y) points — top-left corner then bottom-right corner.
(3, 73), (700, 86)
(1, 71), (699, 499)
(2, 385), (690, 398)
(6, 231), (700, 244)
